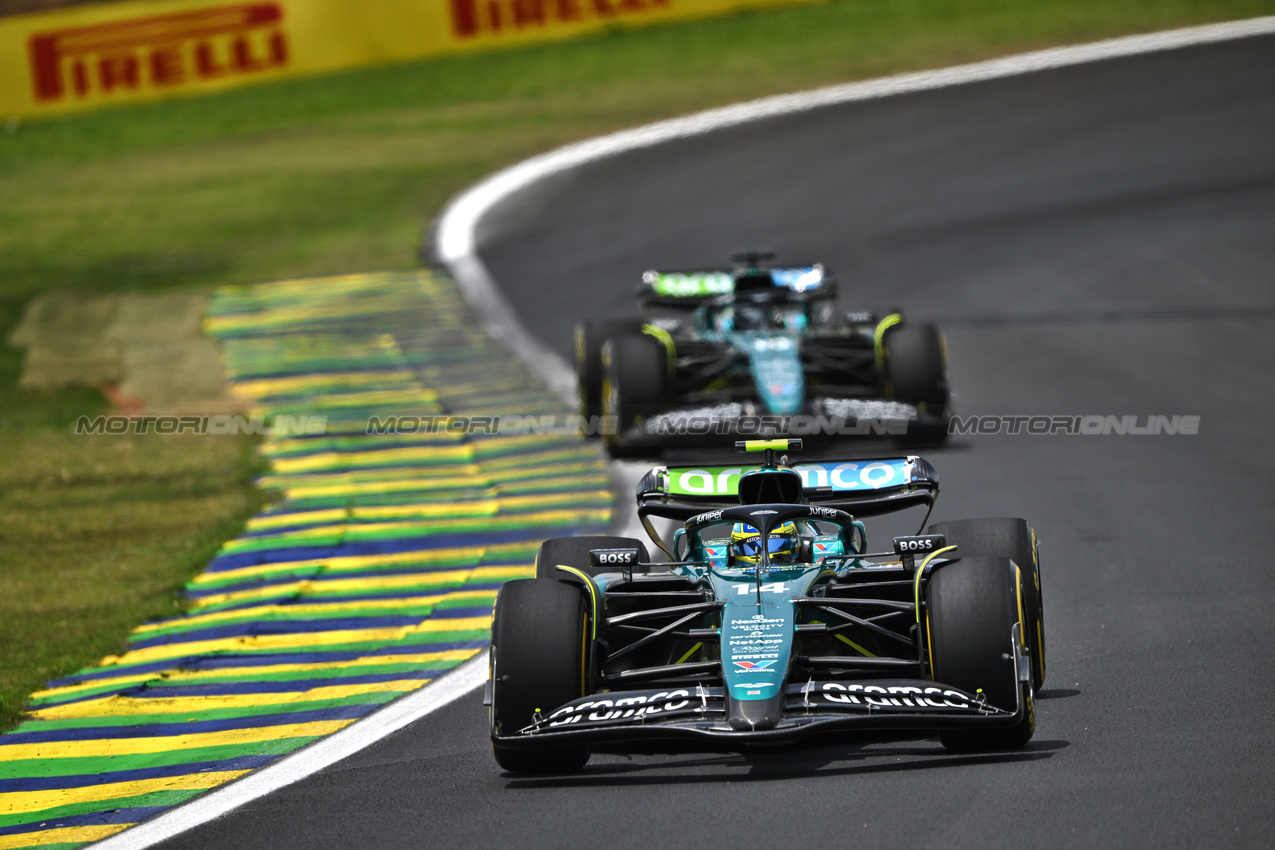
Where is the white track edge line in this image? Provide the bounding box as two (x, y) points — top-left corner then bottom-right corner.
(89, 655), (487, 849)
(90, 16), (1274, 848)
(435, 15), (1275, 407)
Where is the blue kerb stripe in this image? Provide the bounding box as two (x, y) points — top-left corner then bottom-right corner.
(106, 670), (439, 698)
(42, 638), (492, 689)
(32, 670), (442, 710)
(205, 529), (563, 571)
(0, 704), (378, 746)
(126, 616), (444, 650)
(127, 608), (494, 651)
(0, 807), (173, 837)
(183, 567), (490, 599)
(173, 585), (503, 614)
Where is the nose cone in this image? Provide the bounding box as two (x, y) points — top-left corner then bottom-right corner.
(747, 337), (804, 414)
(727, 693), (784, 731)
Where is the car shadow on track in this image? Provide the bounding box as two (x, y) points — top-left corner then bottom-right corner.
(1036, 688), (1081, 699)
(502, 738), (1070, 788)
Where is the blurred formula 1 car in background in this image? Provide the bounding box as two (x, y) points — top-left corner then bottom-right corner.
(485, 438), (1045, 773)
(576, 253), (953, 456)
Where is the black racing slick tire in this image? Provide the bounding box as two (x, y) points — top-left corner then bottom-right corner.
(927, 556), (1035, 752)
(535, 536), (652, 579)
(489, 579), (591, 773)
(882, 323), (950, 443)
(928, 518), (1045, 690)
(576, 318), (644, 433)
(602, 332), (669, 457)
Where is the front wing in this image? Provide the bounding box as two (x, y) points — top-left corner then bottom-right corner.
(492, 679), (1025, 750)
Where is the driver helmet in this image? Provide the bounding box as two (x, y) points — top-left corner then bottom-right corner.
(732, 303), (770, 332)
(729, 521), (799, 566)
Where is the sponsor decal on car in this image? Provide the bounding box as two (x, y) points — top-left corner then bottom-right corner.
(542, 689), (702, 728)
(668, 459), (910, 496)
(733, 659), (777, 672)
(816, 683), (987, 711)
(589, 548), (640, 567)
(892, 534), (946, 554)
(646, 271), (734, 298)
(770, 267), (824, 291)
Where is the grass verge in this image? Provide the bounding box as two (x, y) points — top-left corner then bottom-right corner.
(0, 302), (267, 731)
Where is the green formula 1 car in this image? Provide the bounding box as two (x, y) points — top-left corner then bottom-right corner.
(575, 253), (953, 456)
(485, 439), (1045, 773)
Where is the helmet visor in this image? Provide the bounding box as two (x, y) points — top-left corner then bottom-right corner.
(736, 534), (795, 557)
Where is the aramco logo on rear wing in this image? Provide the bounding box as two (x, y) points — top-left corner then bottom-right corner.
(448, 0), (670, 38)
(28, 3), (288, 104)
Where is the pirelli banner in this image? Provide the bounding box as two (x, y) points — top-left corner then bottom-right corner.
(0, 0), (812, 118)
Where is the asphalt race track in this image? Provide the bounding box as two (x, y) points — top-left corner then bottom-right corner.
(161, 33), (1275, 849)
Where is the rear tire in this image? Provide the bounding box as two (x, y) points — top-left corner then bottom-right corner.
(927, 556), (1035, 752)
(490, 579), (591, 773)
(535, 536), (652, 579)
(576, 319), (644, 435)
(602, 333), (669, 457)
(882, 323), (950, 444)
(928, 518), (1045, 689)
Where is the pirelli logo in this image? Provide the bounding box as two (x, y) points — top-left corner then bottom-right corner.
(28, 3), (289, 104)
(448, 0), (670, 38)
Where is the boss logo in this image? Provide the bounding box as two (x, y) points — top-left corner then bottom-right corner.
(893, 534), (946, 555)
(589, 548), (639, 567)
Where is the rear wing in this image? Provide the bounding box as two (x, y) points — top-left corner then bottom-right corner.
(636, 456), (939, 523)
(636, 266), (837, 308)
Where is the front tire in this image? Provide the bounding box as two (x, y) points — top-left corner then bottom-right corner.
(882, 323), (950, 443)
(927, 556), (1035, 752)
(602, 333), (669, 457)
(490, 579), (591, 773)
(928, 518), (1045, 689)
(576, 319), (644, 435)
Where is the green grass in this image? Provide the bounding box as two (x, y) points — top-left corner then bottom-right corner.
(0, 428), (266, 730)
(0, 0), (1270, 731)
